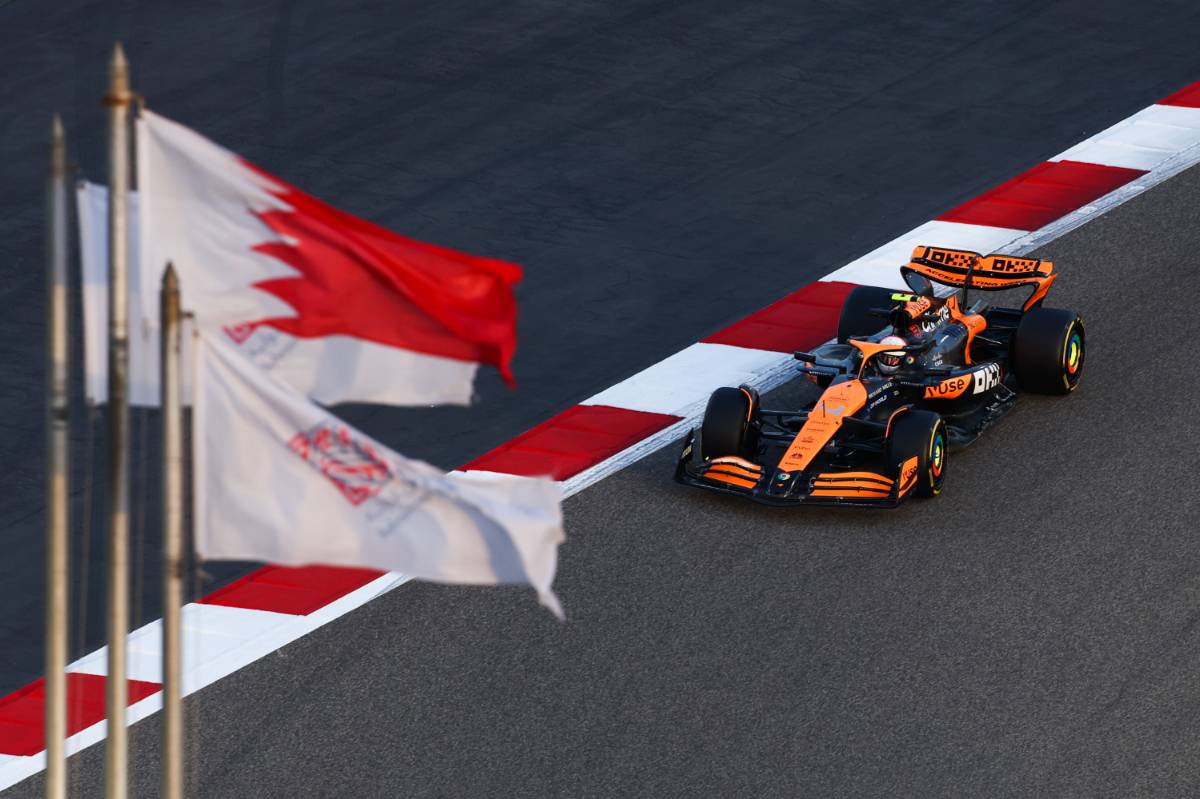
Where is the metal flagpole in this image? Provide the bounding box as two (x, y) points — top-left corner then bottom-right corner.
(103, 42), (133, 799)
(44, 114), (70, 799)
(159, 265), (184, 799)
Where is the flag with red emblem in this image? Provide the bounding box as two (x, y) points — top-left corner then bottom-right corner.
(136, 109), (521, 406)
(194, 330), (565, 618)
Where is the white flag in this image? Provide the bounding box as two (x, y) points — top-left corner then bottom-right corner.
(77, 182), (161, 405)
(137, 109), (524, 407)
(195, 331), (565, 617)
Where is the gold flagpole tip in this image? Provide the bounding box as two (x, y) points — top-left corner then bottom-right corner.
(106, 42), (131, 104)
(163, 262), (179, 291)
(50, 113), (66, 176)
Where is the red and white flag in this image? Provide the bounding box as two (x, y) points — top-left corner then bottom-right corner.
(195, 330), (565, 618)
(137, 109), (522, 406)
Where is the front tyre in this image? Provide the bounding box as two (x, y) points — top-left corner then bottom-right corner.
(887, 410), (947, 498)
(1013, 308), (1085, 395)
(701, 387), (754, 460)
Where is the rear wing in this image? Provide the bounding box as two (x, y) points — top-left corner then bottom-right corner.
(904, 245), (1056, 311)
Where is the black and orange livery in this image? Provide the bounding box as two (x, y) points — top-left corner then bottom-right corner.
(675, 246), (1085, 508)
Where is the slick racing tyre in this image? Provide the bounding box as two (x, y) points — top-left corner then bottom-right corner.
(1012, 308), (1085, 395)
(837, 285), (897, 343)
(701, 387), (756, 460)
(887, 410), (947, 498)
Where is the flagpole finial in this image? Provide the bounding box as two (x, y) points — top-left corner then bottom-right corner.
(50, 114), (65, 178)
(163, 261), (178, 290)
(105, 43), (131, 106)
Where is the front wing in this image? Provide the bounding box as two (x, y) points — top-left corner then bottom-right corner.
(673, 430), (919, 509)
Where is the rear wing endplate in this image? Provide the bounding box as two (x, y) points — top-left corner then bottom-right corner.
(904, 245), (1056, 311)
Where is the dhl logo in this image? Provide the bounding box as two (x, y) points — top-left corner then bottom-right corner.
(982, 255), (1040, 274)
(921, 247), (977, 269)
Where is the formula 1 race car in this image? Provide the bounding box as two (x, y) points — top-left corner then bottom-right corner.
(675, 245), (1085, 507)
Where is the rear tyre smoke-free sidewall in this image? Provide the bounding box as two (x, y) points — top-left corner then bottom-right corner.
(1013, 308), (1085, 395)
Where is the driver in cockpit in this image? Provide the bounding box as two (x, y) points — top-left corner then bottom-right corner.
(875, 334), (909, 375)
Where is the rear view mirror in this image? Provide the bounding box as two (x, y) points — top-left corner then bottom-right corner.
(903, 270), (934, 296)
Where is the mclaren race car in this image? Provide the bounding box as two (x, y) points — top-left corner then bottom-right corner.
(675, 245), (1085, 507)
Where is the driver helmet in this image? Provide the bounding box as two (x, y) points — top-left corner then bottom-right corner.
(876, 335), (907, 374)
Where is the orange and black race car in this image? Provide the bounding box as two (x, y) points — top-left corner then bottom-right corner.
(674, 245), (1085, 507)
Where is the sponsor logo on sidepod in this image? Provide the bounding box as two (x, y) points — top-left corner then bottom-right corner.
(972, 363), (1001, 394)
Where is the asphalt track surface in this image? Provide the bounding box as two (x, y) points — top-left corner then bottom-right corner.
(2, 0), (1200, 789)
(11, 148), (1200, 797)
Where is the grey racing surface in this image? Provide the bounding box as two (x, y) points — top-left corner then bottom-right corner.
(15, 151), (1200, 796)
(4, 0), (1200, 695)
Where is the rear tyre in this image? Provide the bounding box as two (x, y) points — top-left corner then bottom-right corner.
(701, 387), (754, 460)
(887, 410), (947, 498)
(838, 285), (897, 343)
(1012, 308), (1085, 395)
